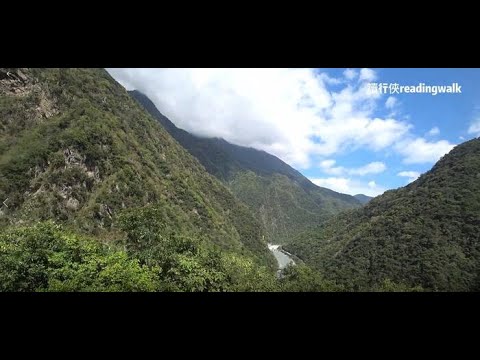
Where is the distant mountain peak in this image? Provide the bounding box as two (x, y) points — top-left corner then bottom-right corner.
(128, 90), (358, 196)
(354, 194), (373, 204)
(130, 90), (361, 244)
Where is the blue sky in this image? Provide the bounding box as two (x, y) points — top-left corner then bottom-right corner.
(301, 68), (480, 195)
(108, 68), (480, 197)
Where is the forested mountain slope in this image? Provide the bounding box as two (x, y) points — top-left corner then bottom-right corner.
(285, 138), (480, 291)
(0, 68), (274, 270)
(354, 194), (373, 204)
(130, 90), (361, 244)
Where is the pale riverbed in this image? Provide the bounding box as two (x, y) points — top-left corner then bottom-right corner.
(268, 243), (295, 270)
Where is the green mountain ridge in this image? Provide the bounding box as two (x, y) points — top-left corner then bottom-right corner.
(354, 194), (373, 204)
(0, 68), (275, 273)
(4, 68), (471, 293)
(129, 90), (361, 245)
(285, 137), (480, 291)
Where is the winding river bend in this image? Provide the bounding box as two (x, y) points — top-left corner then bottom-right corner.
(268, 244), (295, 272)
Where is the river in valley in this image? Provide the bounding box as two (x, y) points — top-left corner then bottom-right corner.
(268, 244), (295, 272)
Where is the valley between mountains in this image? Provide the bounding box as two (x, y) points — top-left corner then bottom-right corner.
(1, 68), (479, 292)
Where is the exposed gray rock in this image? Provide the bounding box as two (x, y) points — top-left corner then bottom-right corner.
(66, 197), (80, 211)
(16, 70), (28, 83)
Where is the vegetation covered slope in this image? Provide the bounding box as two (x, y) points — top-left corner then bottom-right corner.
(0, 68), (274, 269)
(354, 194), (373, 204)
(0, 221), (281, 292)
(285, 138), (480, 291)
(130, 90), (361, 245)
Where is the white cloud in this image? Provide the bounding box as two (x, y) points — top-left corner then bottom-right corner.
(107, 68), (454, 170)
(350, 162), (386, 176)
(320, 159), (336, 168)
(319, 159), (344, 175)
(320, 159), (386, 176)
(397, 171), (421, 183)
(107, 68), (413, 169)
(359, 68), (377, 82)
(318, 73), (343, 85)
(108, 68), (330, 168)
(385, 96), (397, 109)
(468, 118), (480, 136)
(395, 138), (455, 164)
(426, 127), (440, 136)
(311, 177), (350, 193)
(310, 177), (386, 197)
(343, 69), (357, 80)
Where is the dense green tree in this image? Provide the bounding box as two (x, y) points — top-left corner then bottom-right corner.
(286, 138), (480, 291)
(371, 279), (424, 292)
(117, 205), (277, 292)
(0, 222), (159, 292)
(279, 264), (343, 292)
(0, 220), (281, 292)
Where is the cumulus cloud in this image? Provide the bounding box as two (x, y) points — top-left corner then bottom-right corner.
(319, 159), (344, 175)
(395, 138), (455, 164)
(350, 162), (386, 175)
(310, 177), (386, 197)
(311, 177), (350, 193)
(107, 68), (454, 170)
(343, 69), (357, 80)
(320, 159), (336, 168)
(468, 118), (480, 136)
(109, 68), (332, 168)
(318, 73), (344, 85)
(359, 68), (377, 82)
(320, 160), (386, 176)
(385, 96), (397, 109)
(397, 171), (421, 183)
(426, 127), (440, 136)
